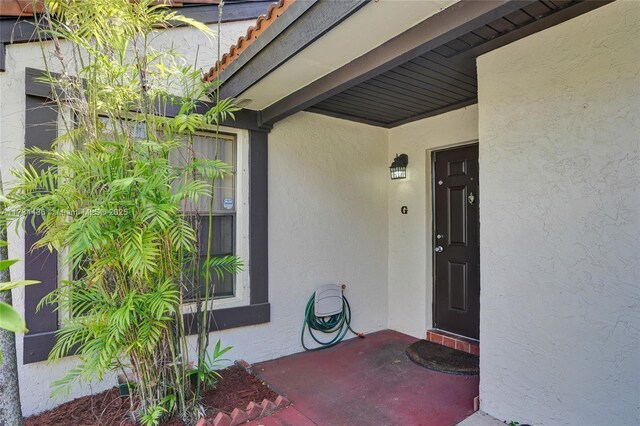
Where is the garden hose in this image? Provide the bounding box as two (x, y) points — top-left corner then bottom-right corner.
(301, 285), (364, 351)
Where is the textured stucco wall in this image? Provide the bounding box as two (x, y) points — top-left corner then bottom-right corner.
(231, 111), (389, 361)
(387, 106), (478, 338)
(0, 19), (256, 416)
(477, 1), (640, 424)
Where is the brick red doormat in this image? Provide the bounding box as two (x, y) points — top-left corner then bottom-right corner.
(406, 340), (479, 375)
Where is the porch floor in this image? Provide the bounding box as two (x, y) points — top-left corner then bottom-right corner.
(249, 329), (479, 426)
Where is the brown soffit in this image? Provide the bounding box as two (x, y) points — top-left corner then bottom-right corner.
(203, 0), (292, 82)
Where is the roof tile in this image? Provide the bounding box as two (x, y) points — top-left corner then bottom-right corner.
(203, 0), (293, 82)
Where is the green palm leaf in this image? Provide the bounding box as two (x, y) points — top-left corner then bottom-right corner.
(0, 302), (27, 333)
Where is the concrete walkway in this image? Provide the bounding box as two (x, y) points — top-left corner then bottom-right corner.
(456, 411), (504, 426)
(248, 329), (479, 426)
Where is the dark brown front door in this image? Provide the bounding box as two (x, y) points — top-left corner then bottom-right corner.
(433, 144), (480, 340)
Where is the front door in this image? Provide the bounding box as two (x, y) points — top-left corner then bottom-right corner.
(433, 144), (480, 340)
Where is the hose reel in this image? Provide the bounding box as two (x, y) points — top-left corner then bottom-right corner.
(301, 283), (364, 351)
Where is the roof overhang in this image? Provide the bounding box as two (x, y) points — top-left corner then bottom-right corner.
(217, 0), (460, 108)
(215, 0), (614, 128)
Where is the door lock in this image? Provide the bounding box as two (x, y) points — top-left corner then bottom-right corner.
(435, 246), (443, 253)
(468, 192), (475, 205)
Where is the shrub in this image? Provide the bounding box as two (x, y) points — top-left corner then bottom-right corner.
(7, 1), (240, 423)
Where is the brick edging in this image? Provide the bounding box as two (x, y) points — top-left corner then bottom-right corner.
(197, 360), (291, 426)
(427, 330), (480, 356)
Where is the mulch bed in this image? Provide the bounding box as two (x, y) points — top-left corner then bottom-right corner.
(25, 366), (279, 426)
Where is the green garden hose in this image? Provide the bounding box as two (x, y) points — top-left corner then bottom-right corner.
(301, 285), (364, 351)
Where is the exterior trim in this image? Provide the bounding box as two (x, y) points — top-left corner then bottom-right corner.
(204, 0), (296, 81)
(387, 98), (478, 128)
(249, 130), (268, 304)
(183, 303), (270, 335)
(305, 107), (390, 128)
(441, 0), (614, 62)
(0, 19), (37, 44)
(23, 332), (58, 365)
(24, 67), (271, 132)
(214, 0), (318, 87)
(177, 2), (274, 25)
(24, 67), (54, 97)
(23, 92), (59, 364)
(22, 68), (270, 364)
(217, 0), (367, 100)
(0, 20), (37, 71)
(309, 98), (478, 128)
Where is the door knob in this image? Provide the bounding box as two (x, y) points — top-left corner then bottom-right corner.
(435, 246), (443, 253)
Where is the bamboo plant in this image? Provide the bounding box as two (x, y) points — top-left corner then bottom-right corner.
(7, 1), (241, 424)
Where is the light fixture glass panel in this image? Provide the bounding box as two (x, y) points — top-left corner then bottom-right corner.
(390, 166), (406, 180)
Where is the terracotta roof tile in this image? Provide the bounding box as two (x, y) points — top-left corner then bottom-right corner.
(203, 0), (293, 82)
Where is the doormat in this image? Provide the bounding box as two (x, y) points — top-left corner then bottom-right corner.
(406, 340), (479, 375)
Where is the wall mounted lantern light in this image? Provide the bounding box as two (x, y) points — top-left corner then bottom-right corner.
(389, 153), (408, 180)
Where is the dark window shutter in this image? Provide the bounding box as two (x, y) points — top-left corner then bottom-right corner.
(23, 94), (60, 364)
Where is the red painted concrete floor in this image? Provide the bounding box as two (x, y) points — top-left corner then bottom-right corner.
(248, 329), (479, 426)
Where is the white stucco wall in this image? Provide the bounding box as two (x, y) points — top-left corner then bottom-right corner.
(213, 111), (389, 363)
(387, 106), (478, 339)
(477, 1), (640, 425)
(0, 19), (257, 416)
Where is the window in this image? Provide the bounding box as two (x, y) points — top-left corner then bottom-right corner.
(66, 117), (247, 304)
(170, 132), (242, 301)
(23, 67), (269, 364)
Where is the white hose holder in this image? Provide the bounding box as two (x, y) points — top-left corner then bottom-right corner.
(314, 284), (344, 317)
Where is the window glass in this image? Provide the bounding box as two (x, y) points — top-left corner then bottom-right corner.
(170, 132), (237, 301)
(171, 133), (236, 214)
(62, 118), (237, 310)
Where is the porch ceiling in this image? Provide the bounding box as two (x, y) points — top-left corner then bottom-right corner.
(306, 0), (609, 128)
